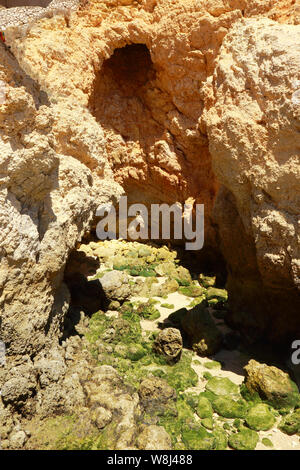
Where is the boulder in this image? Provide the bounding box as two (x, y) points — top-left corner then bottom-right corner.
(100, 271), (131, 301)
(228, 428), (259, 451)
(153, 328), (183, 363)
(9, 430), (27, 449)
(181, 304), (222, 356)
(91, 407), (112, 430)
(245, 403), (276, 431)
(205, 376), (239, 396)
(279, 408), (300, 435)
(136, 425), (172, 450)
(138, 376), (176, 415)
(244, 359), (300, 410)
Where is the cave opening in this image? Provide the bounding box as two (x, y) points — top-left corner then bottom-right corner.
(89, 43), (158, 144)
(68, 44), (296, 381)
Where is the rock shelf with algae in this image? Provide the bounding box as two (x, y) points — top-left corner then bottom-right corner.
(18, 240), (300, 451)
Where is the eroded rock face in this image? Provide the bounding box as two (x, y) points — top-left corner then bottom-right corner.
(244, 359), (300, 410)
(136, 424), (172, 450)
(153, 327), (183, 363)
(0, 0), (299, 436)
(181, 304), (223, 356)
(7, 0), (283, 250)
(204, 18), (300, 343)
(3, 0), (297, 347)
(0, 26), (121, 386)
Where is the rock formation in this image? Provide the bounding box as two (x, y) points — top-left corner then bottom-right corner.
(0, 27), (122, 362)
(0, 0), (299, 449)
(204, 18), (300, 343)
(1, 0), (297, 346)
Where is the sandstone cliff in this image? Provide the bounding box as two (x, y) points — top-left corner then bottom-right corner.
(204, 17), (300, 343)
(0, 0), (299, 426)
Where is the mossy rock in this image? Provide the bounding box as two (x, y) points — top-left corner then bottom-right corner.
(203, 371), (213, 380)
(278, 408), (300, 435)
(228, 428), (259, 450)
(245, 404), (276, 431)
(163, 352), (198, 392)
(206, 287), (228, 302)
(212, 396), (248, 419)
(135, 302), (160, 320)
(199, 275), (216, 288)
(130, 265), (157, 277)
(181, 424), (215, 450)
(262, 437), (273, 448)
(240, 383), (262, 405)
(198, 390), (217, 403)
(207, 298), (219, 306)
(181, 304), (222, 356)
(175, 266), (192, 285)
(188, 297), (206, 308)
(213, 427), (228, 450)
(233, 419), (241, 429)
(181, 393), (199, 411)
(197, 396), (213, 419)
(114, 343), (147, 362)
(244, 359), (300, 411)
(202, 417), (214, 430)
(204, 360), (222, 370)
(158, 398), (194, 447)
(152, 279), (179, 297)
(179, 285), (206, 298)
(205, 377), (239, 396)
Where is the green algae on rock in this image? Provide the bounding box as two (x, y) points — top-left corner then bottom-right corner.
(161, 351), (199, 392)
(206, 287), (228, 302)
(181, 304), (222, 356)
(245, 403), (276, 431)
(204, 360), (222, 370)
(202, 417), (214, 430)
(212, 427), (228, 450)
(178, 285), (206, 298)
(197, 396), (213, 419)
(181, 424), (215, 450)
(261, 437), (274, 448)
(278, 408), (300, 435)
(228, 428), (259, 450)
(114, 343), (148, 362)
(244, 360), (300, 410)
(212, 396), (248, 419)
(199, 275), (216, 288)
(135, 301), (161, 320)
(205, 377), (239, 396)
